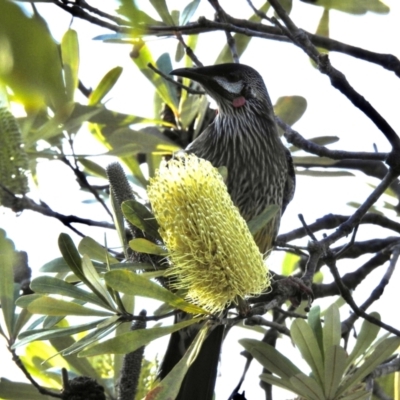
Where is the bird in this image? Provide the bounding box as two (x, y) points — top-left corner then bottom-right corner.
(158, 63), (295, 400)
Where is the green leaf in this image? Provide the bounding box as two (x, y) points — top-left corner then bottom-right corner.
(281, 252), (300, 276)
(23, 296), (114, 317)
(293, 156), (338, 166)
(106, 127), (180, 156)
(324, 345), (347, 399)
(89, 66), (123, 105)
(289, 374), (324, 400)
(289, 135), (339, 152)
(105, 270), (207, 315)
(307, 0), (389, 15)
(12, 308), (33, 338)
(337, 336), (400, 396)
(0, 378), (54, 400)
(291, 318), (325, 387)
(308, 306), (323, 355)
(149, 0), (172, 24)
(215, 2), (270, 64)
(131, 45), (178, 114)
(247, 205), (280, 235)
(30, 276), (113, 310)
(81, 254), (116, 309)
(79, 316), (204, 357)
(275, 96), (307, 135)
(15, 320), (103, 348)
(323, 304), (341, 357)
(259, 373), (296, 393)
(145, 324), (210, 399)
(180, 0), (200, 25)
(345, 312), (381, 369)
(129, 238), (167, 256)
(78, 158), (108, 179)
(58, 233), (85, 281)
(78, 237), (119, 264)
(122, 199), (161, 240)
(240, 338), (301, 383)
(0, 1), (67, 110)
(61, 29), (79, 102)
(0, 229), (16, 337)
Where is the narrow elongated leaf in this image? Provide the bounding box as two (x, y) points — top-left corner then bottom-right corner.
(259, 373), (296, 393)
(30, 276), (112, 310)
(15, 320), (103, 348)
(291, 318), (325, 387)
(345, 312), (380, 369)
(337, 336), (400, 396)
(58, 233), (85, 281)
(149, 0), (172, 24)
(323, 304), (341, 356)
(145, 324), (210, 400)
(240, 338), (301, 382)
(78, 237), (119, 264)
(12, 308), (33, 338)
(180, 0), (200, 25)
(122, 199), (161, 240)
(81, 255), (116, 309)
(281, 252), (300, 276)
(289, 374), (325, 400)
(62, 317), (120, 356)
(61, 29), (79, 102)
(324, 345), (347, 399)
(89, 66), (123, 105)
(293, 156), (338, 166)
(129, 238), (167, 255)
(79, 316), (204, 357)
(25, 296), (114, 317)
(275, 96), (307, 133)
(247, 205), (279, 235)
(105, 270), (207, 314)
(0, 229), (16, 337)
(339, 391), (370, 400)
(308, 306), (323, 355)
(0, 378), (54, 400)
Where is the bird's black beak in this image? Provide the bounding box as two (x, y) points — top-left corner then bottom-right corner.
(170, 67), (210, 85)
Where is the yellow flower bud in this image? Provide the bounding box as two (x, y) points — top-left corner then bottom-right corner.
(147, 154), (270, 313)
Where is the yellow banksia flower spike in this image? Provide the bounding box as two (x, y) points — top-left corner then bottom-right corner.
(147, 154), (270, 313)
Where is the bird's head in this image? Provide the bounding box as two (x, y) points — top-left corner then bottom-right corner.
(170, 63), (273, 115)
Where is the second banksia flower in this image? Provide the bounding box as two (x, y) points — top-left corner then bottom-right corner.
(147, 154), (270, 313)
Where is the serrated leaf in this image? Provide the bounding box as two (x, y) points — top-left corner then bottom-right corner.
(23, 296), (113, 317)
(247, 205), (280, 235)
(240, 338), (301, 382)
(0, 229), (16, 337)
(291, 318), (325, 387)
(323, 304), (341, 356)
(79, 316), (204, 357)
(345, 312), (381, 369)
(122, 199), (161, 240)
(89, 66), (123, 105)
(308, 306), (323, 355)
(324, 345), (347, 399)
(289, 374), (325, 400)
(129, 238), (167, 255)
(78, 237), (119, 264)
(338, 336), (400, 397)
(105, 269), (207, 315)
(61, 29), (79, 102)
(145, 324), (209, 399)
(30, 276), (113, 310)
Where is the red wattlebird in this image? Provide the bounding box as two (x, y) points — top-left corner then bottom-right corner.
(159, 63), (295, 400)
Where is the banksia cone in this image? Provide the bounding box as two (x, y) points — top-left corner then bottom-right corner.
(0, 107), (29, 205)
(147, 154), (270, 313)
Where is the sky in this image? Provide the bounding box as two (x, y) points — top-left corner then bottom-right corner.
(1, 0), (400, 399)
